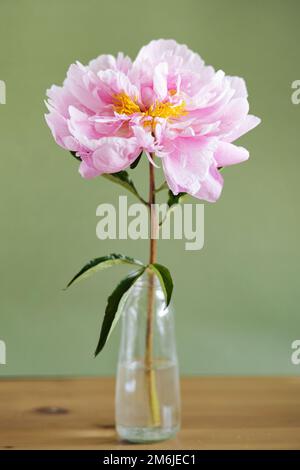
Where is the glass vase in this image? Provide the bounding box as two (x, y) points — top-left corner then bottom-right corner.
(115, 271), (180, 443)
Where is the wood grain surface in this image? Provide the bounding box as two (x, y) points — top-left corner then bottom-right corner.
(0, 377), (299, 449)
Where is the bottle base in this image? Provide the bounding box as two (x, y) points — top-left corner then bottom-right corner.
(117, 425), (180, 443)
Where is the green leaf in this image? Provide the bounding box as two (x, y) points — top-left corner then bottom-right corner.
(148, 263), (173, 308)
(68, 152), (146, 204)
(66, 253), (145, 288)
(130, 151), (143, 169)
(95, 269), (145, 356)
(102, 170), (147, 204)
(155, 181), (168, 193)
(167, 190), (187, 208)
(159, 190), (188, 227)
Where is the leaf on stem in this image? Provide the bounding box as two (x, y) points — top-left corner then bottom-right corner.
(167, 190), (187, 207)
(130, 151), (143, 169)
(148, 263), (173, 308)
(102, 171), (147, 204)
(94, 268), (145, 356)
(66, 254), (145, 288)
(155, 181), (168, 193)
(69, 152), (146, 204)
(159, 190), (188, 227)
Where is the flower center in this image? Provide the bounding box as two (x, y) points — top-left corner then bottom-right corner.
(145, 101), (187, 120)
(112, 93), (141, 115)
(112, 92), (187, 121)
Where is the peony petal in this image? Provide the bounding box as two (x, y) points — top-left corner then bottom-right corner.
(134, 39), (205, 74)
(195, 165), (224, 203)
(65, 63), (102, 113)
(215, 142), (249, 167)
(97, 69), (140, 104)
(88, 136), (141, 176)
(162, 136), (218, 197)
(67, 106), (100, 151)
(79, 158), (100, 179)
(153, 62), (168, 100)
(226, 76), (248, 99)
(88, 53), (132, 75)
(132, 125), (156, 153)
(221, 98), (249, 126)
(46, 84), (78, 118)
(45, 110), (71, 149)
(226, 115), (261, 143)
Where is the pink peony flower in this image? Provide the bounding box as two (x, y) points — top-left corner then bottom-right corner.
(45, 39), (260, 202)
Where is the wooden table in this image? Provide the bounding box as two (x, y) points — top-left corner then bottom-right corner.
(0, 377), (300, 450)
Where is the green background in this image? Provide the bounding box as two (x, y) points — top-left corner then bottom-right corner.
(0, 0), (299, 377)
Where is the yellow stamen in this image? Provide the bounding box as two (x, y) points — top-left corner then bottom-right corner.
(112, 92), (140, 115)
(112, 92), (187, 124)
(145, 100), (187, 120)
